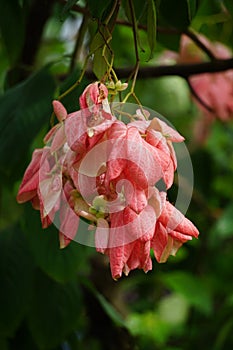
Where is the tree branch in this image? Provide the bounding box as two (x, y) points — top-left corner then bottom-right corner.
(92, 58), (233, 80)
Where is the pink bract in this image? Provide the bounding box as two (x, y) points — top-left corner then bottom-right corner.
(16, 81), (199, 279)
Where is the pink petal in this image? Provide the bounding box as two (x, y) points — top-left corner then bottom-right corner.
(50, 125), (66, 152)
(125, 240), (152, 274)
(161, 201), (199, 239)
(107, 205), (156, 249)
(43, 124), (59, 144)
(151, 222), (174, 263)
(17, 149), (43, 203)
(108, 243), (134, 280)
(59, 202), (80, 249)
(149, 118), (184, 142)
(52, 100), (67, 122)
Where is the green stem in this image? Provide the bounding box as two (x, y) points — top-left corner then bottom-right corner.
(103, 0), (119, 26)
(122, 0), (140, 103)
(58, 54), (91, 101)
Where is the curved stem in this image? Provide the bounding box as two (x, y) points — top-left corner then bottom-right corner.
(103, 0), (119, 26)
(122, 0), (140, 103)
(186, 78), (214, 113)
(184, 28), (216, 61)
(58, 54), (91, 101)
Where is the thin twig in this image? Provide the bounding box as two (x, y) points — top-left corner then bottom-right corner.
(186, 78), (214, 113)
(122, 0), (140, 103)
(184, 29), (216, 61)
(58, 53), (91, 101)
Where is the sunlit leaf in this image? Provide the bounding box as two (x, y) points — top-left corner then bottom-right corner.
(158, 293), (189, 325)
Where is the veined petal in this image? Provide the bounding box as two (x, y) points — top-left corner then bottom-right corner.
(17, 149), (43, 203)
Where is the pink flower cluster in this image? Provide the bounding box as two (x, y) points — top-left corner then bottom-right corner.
(178, 34), (233, 122)
(161, 34), (233, 143)
(17, 82), (199, 279)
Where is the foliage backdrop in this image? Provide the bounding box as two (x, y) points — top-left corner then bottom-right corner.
(1, 0), (233, 349)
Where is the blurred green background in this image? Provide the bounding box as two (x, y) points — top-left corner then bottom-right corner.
(1, 0), (233, 349)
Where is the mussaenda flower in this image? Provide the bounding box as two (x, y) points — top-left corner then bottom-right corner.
(17, 81), (199, 279)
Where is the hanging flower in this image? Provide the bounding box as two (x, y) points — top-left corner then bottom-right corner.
(17, 82), (199, 279)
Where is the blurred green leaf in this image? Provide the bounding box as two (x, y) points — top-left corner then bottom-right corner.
(0, 0), (26, 64)
(187, 0), (198, 21)
(158, 0), (196, 30)
(0, 338), (8, 350)
(126, 311), (170, 345)
(87, 0), (112, 19)
(60, 0), (80, 21)
(162, 272), (213, 315)
(158, 293), (189, 325)
(96, 293), (125, 327)
(0, 66), (56, 182)
(195, 0), (222, 16)
(27, 269), (82, 350)
(122, 0), (148, 23)
(0, 224), (34, 337)
(211, 202), (233, 240)
(147, 0), (157, 59)
(58, 68), (90, 112)
(82, 278), (126, 327)
(224, 0), (233, 16)
(192, 0), (227, 31)
(22, 204), (93, 283)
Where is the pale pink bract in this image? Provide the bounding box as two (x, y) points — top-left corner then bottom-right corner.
(17, 82), (199, 279)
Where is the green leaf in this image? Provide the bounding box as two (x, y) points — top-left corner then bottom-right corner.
(90, 30), (111, 80)
(224, 0), (233, 16)
(210, 202), (233, 241)
(87, 0), (112, 19)
(59, 67), (90, 112)
(158, 0), (196, 30)
(147, 0), (157, 59)
(82, 278), (126, 327)
(0, 0), (26, 64)
(158, 293), (189, 325)
(0, 224), (35, 337)
(187, 0), (198, 21)
(96, 293), (126, 327)
(0, 66), (56, 182)
(162, 272), (213, 315)
(0, 338), (8, 350)
(27, 269), (82, 350)
(22, 204), (93, 283)
(122, 0), (148, 23)
(60, 0), (80, 21)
